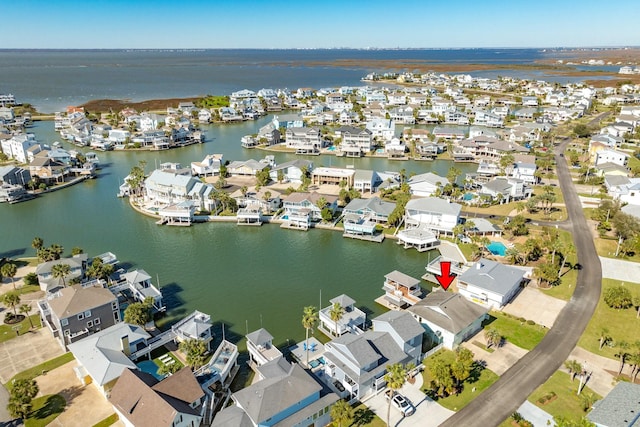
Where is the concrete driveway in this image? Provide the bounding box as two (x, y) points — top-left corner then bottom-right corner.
(363, 371), (454, 427)
(502, 287), (567, 328)
(599, 256), (640, 284)
(462, 333), (528, 376)
(0, 328), (64, 385)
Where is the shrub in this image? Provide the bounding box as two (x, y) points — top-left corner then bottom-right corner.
(526, 320), (535, 325)
(604, 286), (633, 309)
(518, 317), (526, 322)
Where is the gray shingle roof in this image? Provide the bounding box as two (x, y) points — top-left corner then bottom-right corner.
(588, 381), (640, 427)
(343, 197), (395, 217)
(48, 283), (116, 320)
(458, 258), (525, 296)
(405, 197), (462, 217)
(246, 328), (273, 346)
(373, 310), (424, 342)
(408, 291), (488, 334)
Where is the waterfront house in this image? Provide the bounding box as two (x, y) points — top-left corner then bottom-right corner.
(404, 197), (462, 236)
(273, 113), (304, 129)
(381, 270), (423, 308)
(365, 118), (395, 142)
(67, 322), (151, 395)
(336, 126), (373, 154)
(212, 360), (338, 427)
(246, 328), (282, 369)
(322, 328), (411, 401)
(269, 159), (313, 184)
(510, 155), (538, 184)
(343, 197), (394, 224)
(311, 167), (355, 188)
(281, 191), (338, 230)
(144, 169), (215, 212)
(257, 121), (281, 146)
(231, 186), (281, 214)
(457, 258), (527, 309)
(371, 310), (424, 365)
(285, 127), (323, 154)
(319, 294), (366, 337)
(112, 269), (165, 313)
(38, 282), (120, 349)
(0, 165), (30, 188)
(226, 159), (270, 177)
(191, 154), (223, 177)
(110, 368), (205, 427)
(433, 127), (465, 141)
(36, 254), (89, 292)
(587, 381), (640, 427)
(108, 129), (130, 144)
(352, 170), (382, 194)
(1, 133), (41, 163)
(139, 113), (166, 131)
(480, 177), (531, 203)
(28, 157), (69, 183)
(407, 172), (449, 197)
(408, 290), (488, 350)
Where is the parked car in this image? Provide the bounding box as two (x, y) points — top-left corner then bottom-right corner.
(385, 390), (416, 416)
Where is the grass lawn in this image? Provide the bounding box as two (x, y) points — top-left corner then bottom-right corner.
(595, 237), (640, 263)
(5, 352), (75, 389)
(539, 229), (579, 301)
(25, 394), (66, 427)
(349, 402), (385, 427)
(421, 349), (500, 411)
(528, 371), (601, 422)
(457, 242), (477, 261)
(11, 284), (42, 296)
(0, 314), (42, 344)
(92, 413), (119, 427)
(484, 311), (547, 351)
(15, 257), (40, 267)
(578, 279), (640, 360)
(462, 202), (517, 217)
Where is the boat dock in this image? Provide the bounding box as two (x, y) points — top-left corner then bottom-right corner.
(342, 232), (385, 243)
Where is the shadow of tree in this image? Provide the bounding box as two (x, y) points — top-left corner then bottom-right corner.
(29, 394), (66, 420)
(58, 385), (83, 405)
(351, 407), (376, 426)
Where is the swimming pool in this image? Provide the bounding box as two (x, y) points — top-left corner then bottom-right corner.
(486, 241), (507, 256)
(136, 360), (164, 380)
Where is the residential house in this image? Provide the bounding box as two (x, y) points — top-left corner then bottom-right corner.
(273, 114), (304, 129)
(114, 269), (165, 313)
(371, 310), (424, 365)
(407, 172), (449, 197)
(336, 126), (373, 155)
(365, 118), (395, 142)
(319, 294), (366, 337)
(1, 133), (40, 163)
(38, 282), (120, 349)
(404, 197), (462, 236)
(474, 110), (504, 128)
(67, 322), (151, 395)
(510, 155), (538, 184)
(109, 368), (206, 427)
(269, 159), (313, 184)
(408, 290), (488, 350)
(139, 113), (166, 131)
(144, 169), (215, 212)
(285, 127), (323, 154)
(191, 154), (223, 177)
(0, 165), (30, 187)
(381, 270), (423, 308)
(226, 159), (269, 176)
(343, 197), (394, 224)
(595, 149), (630, 168)
(212, 359), (338, 427)
(28, 157), (69, 183)
(389, 106), (415, 124)
(481, 177), (531, 203)
(230, 186), (282, 214)
(433, 127), (465, 141)
(353, 170), (383, 194)
(246, 328), (282, 369)
(588, 381), (640, 427)
(311, 167), (355, 188)
(281, 192), (338, 230)
(457, 258), (527, 309)
(36, 254), (89, 292)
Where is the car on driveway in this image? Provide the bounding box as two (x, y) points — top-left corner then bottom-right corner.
(385, 390), (416, 417)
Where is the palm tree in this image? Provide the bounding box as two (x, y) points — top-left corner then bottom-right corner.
(301, 306), (318, 367)
(328, 302), (344, 337)
(485, 328), (501, 349)
(2, 292), (21, 316)
(31, 236), (43, 252)
(616, 341), (630, 376)
(558, 242), (576, 278)
(1, 262), (18, 290)
(330, 399), (354, 427)
(263, 191), (272, 214)
(599, 328), (611, 350)
(564, 360), (583, 382)
(19, 304), (34, 328)
(51, 263), (71, 288)
(384, 363), (409, 427)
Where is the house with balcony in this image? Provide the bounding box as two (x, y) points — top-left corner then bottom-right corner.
(1, 133), (41, 163)
(269, 159), (313, 184)
(28, 157), (69, 183)
(171, 310), (214, 352)
(191, 154), (223, 177)
(407, 172), (449, 197)
(381, 270), (424, 308)
(285, 127), (323, 154)
(312, 167), (355, 188)
(319, 294), (366, 337)
(408, 290), (488, 350)
(246, 328), (283, 369)
(480, 177), (531, 203)
(404, 197), (462, 236)
(144, 169), (215, 212)
(457, 258), (527, 309)
(336, 126), (373, 155)
(212, 359), (338, 427)
(343, 197), (394, 224)
(36, 254), (89, 292)
(226, 159), (270, 176)
(366, 118), (395, 142)
(67, 322), (151, 396)
(281, 191), (338, 230)
(109, 269), (165, 313)
(352, 170), (383, 194)
(38, 282), (120, 350)
(110, 368), (206, 427)
(371, 311), (424, 365)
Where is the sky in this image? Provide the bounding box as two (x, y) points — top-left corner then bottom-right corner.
(3, 0), (640, 49)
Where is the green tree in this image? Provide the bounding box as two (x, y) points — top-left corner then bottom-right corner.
(301, 306), (318, 367)
(123, 298), (153, 326)
(384, 363), (409, 427)
(2, 292), (21, 316)
(452, 347), (474, 387)
(604, 286), (633, 309)
(599, 328), (612, 350)
(23, 272), (38, 287)
(1, 262), (18, 290)
(330, 399), (354, 427)
(71, 246), (84, 256)
(31, 236), (43, 252)
(7, 378), (39, 420)
(500, 153), (515, 175)
(126, 160), (147, 198)
(256, 167), (271, 187)
(447, 166), (462, 185)
(573, 124), (591, 138)
(328, 302), (344, 337)
(616, 341), (630, 376)
(86, 257), (115, 281)
(580, 392), (597, 412)
(564, 360), (583, 382)
(485, 328), (501, 349)
(19, 304), (34, 328)
(51, 263), (71, 288)
(179, 338), (207, 369)
(553, 415), (596, 427)
(427, 357), (455, 397)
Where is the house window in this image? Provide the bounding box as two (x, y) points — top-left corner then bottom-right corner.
(114, 311), (120, 322)
(77, 313), (84, 320)
(87, 320), (93, 328)
(60, 318), (68, 327)
(94, 318), (101, 325)
(84, 310), (91, 318)
(64, 329), (70, 336)
(112, 301), (118, 311)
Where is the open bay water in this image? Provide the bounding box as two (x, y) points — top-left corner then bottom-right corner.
(0, 48), (593, 113)
(0, 118), (476, 346)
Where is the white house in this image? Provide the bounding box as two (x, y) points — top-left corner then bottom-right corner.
(408, 290), (488, 350)
(404, 197), (462, 236)
(407, 172), (449, 197)
(595, 149), (630, 168)
(190, 154), (223, 176)
(365, 118), (395, 142)
(269, 159), (313, 184)
(457, 258), (526, 309)
(1, 133), (40, 163)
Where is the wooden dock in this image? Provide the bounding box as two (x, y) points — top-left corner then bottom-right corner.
(342, 233), (385, 243)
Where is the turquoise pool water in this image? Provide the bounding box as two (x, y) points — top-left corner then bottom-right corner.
(486, 241), (507, 256)
(463, 193), (474, 201)
(136, 360), (164, 380)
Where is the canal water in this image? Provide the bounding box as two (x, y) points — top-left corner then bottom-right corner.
(0, 119), (475, 347)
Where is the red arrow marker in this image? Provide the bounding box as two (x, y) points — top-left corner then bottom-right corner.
(435, 261), (455, 290)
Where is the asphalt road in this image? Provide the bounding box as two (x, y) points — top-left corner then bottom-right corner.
(440, 140), (602, 427)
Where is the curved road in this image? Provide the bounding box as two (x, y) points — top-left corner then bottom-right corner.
(441, 140), (602, 427)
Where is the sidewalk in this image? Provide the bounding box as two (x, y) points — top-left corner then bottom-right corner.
(569, 347), (619, 396)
